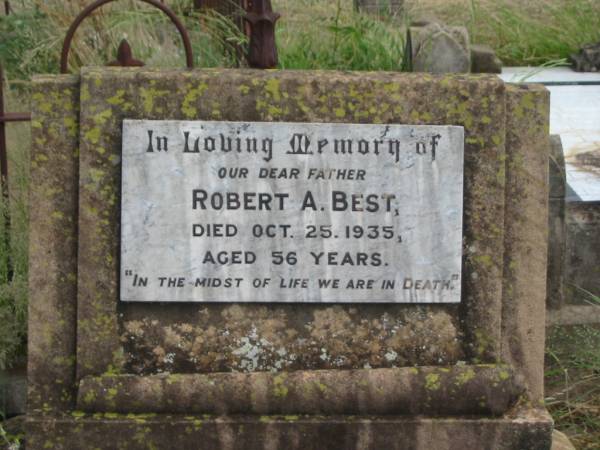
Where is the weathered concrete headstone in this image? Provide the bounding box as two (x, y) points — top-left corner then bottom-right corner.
(411, 23), (471, 74)
(409, 23), (503, 74)
(27, 69), (553, 449)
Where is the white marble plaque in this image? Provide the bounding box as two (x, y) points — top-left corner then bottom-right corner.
(121, 120), (464, 303)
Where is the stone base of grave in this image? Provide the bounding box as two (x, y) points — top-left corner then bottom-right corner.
(26, 408), (553, 450)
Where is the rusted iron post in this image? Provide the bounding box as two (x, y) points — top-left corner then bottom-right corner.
(244, 0), (279, 69)
(61, 0), (194, 73)
(107, 40), (145, 67)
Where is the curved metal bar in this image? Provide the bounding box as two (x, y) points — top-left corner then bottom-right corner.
(60, 0), (194, 73)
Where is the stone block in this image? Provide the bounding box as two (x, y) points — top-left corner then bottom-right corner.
(502, 84), (550, 404)
(26, 408), (553, 450)
(471, 44), (503, 74)
(411, 23), (471, 73)
(565, 202), (600, 304)
(28, 75), (79, 413)
(76, 366), (523, 416)
(547, 135), (566, 309)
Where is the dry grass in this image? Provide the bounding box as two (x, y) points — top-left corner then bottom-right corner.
(1, 0), (246, 78)
(0, 83), (29, 371)
(546, 325), (600, 449)
(274, 0), (600, 66)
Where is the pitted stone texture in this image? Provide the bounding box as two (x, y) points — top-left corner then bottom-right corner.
(412, 24), (471, 74)
(502, 84), (550, 404)
(28, 75), (80, 412)
(121, 305), (463, 374)
(26, 409), (553, 450)
(76, 69), (507, 377)
(77, 365), (523, 416)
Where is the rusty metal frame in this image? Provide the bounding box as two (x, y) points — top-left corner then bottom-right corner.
(0, 63), (30, 280)
(60, 0), (194, 73)
(244, 0), (279, 69)
(0, 64), (31, 199)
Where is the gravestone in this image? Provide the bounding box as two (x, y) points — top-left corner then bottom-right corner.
(411, 23), (471, 74)
(27, 68), (553, 449)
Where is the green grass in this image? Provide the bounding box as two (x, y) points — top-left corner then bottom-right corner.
(469, 0), (600, 66)
(0, 0), (247, 79)
(546, 324), (600, 449)
(2, 0), (600, 79)
(276, 0), (407, 71)
(0, 84), (30, 371)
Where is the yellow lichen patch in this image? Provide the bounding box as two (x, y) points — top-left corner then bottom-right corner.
(93, 108), (113, 126)
(425, 373), (441, 391)
(107, 89), (126, 106)
(84, 127), (101, 145)
(474, 330), (495, 357)
(83, 389), (97, 404)
(265, 78), (281, 102)
(71, 410), (86, 419)
(81, 85), (91, 102)
(498, 370), (510, 381)
(181, 82), (208, 119)
(454, 368), (476, 386)
(64, 117), (78, 137)
(140, 87), (170, 115)
(273, 374), (289, 397)
(474, 254), (494, 268)
(315, 382), (328, 393)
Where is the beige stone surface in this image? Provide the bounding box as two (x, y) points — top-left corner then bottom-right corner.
(76, 365), (523, 415)
(551, 430), (576, 450)
(27, 75), (80, 412)
(74, 68), (507, 377)
(502, 84), (550, 404)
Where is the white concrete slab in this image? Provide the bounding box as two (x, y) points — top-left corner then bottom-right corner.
(501, 67), (600, 202)
(547, 85), (600, 202)
(501, 66), (600, 84)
